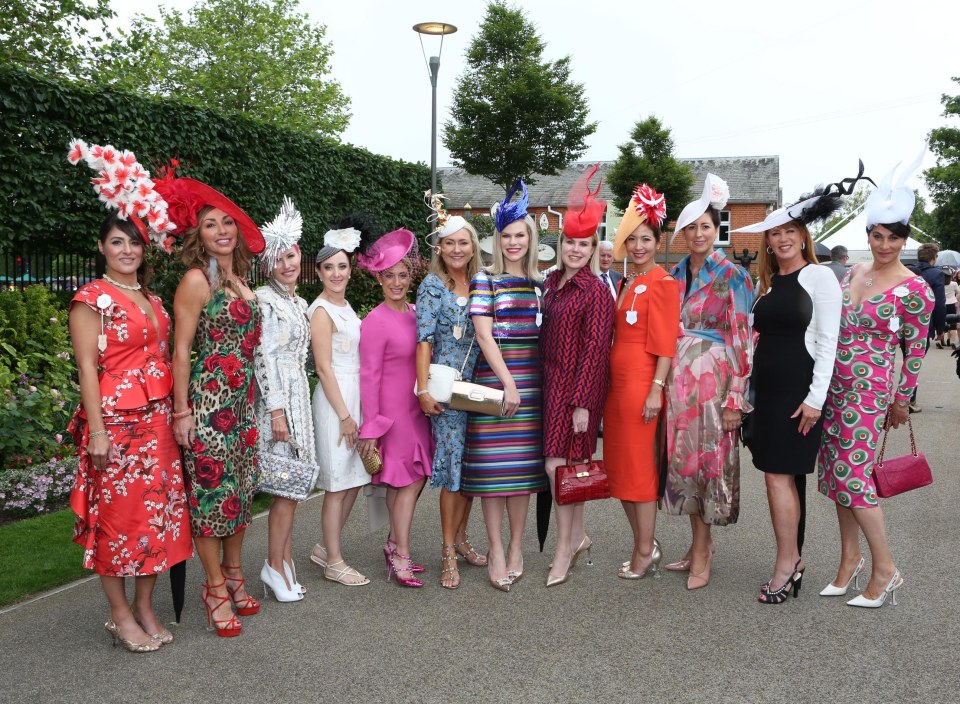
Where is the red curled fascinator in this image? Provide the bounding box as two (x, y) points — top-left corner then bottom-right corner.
(563, 163), (607, 239)
(153, 160), (265, 254)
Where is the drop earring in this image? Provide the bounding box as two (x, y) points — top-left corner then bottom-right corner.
(801, 242), (806, 250)
(766, 247), (773, 254)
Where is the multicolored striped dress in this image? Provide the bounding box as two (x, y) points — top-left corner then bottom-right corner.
(461, 270), (548, 496)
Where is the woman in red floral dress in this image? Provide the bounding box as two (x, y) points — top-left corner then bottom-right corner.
(161, 167), (266, 637)
(69, 214), (193, 652)
(66, 140), (191, 653)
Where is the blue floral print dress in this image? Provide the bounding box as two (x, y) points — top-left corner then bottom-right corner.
(416, 273), (480, 491)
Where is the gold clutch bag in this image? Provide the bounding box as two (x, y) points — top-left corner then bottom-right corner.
(361, 448), (383, 475)
(449, 380), (505, 417)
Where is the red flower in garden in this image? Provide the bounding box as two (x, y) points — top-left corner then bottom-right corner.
(228, 299), (252, 325)
(203, 354), (223, 373)
(208, 408), (239, 434)
(222, 495), (242, 521)
(204, 379), (220, 392)
(219, 353), (242, 376)
(194, 455), (224, 488)
(208, 328), (225, 343)
(227, 372), (245, 389)
(244, 427), (258, 447)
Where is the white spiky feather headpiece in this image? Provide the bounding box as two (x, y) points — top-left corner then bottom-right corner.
(261, 196), (303, 269)
(864, 144), (926, 229)
(66, 138), (176, 252)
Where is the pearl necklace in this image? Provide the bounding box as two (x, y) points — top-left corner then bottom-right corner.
(103, 274), (141, 291)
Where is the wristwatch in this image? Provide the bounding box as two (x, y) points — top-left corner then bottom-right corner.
(652, 378), (666, 388)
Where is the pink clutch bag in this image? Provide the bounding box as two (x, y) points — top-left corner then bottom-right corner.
(873, 417), (933, 499)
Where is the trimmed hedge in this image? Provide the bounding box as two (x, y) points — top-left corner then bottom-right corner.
(0, 65), (432, 255)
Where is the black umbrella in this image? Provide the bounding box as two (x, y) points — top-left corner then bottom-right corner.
(170, 560), (186, 623)
(814, 241), (832, 262)
(536, 490), (552, 552)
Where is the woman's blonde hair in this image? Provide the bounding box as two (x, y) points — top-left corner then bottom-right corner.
(429, 221), (484, 287)
(756, 220), (818, 294)
(490, 215), (541, 281)
(181, 205), (253, 290)
(556, 233), (600, 276)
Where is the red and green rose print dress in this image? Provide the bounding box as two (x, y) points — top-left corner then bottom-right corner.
(184, 288), (261, 537)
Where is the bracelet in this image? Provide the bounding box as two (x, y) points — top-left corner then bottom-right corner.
(271, 410), (286, 418)
(339, 414), (351, 423)
(416, 389), (430, 397)
(88, 429), (109, 440)
(652, 378), (666, 388)
(172, 409), (192, 419)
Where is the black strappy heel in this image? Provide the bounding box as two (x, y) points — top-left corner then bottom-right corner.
(759, 559), (803, 604)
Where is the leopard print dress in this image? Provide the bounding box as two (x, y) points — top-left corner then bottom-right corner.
(183, 288), (262, 537)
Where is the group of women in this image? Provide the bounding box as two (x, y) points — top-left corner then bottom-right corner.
(66, 140), (935, 654)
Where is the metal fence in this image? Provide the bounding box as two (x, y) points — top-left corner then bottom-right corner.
(0, 251), (99, 292)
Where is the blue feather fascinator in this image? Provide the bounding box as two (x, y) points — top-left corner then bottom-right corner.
(493, 178), (529, 233)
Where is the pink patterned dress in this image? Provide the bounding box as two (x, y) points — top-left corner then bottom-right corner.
(663, 251), (754, 525)
(817, 273), (933, 508)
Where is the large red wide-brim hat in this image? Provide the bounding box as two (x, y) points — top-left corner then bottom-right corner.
(154, 164), (265, 254)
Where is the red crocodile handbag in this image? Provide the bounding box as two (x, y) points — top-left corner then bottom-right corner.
(555, 458), (611, 505)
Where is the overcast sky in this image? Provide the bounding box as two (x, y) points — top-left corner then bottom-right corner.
(108, 0), (956, 206)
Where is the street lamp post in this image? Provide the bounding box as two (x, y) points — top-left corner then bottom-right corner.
(413, 22), (457, 198)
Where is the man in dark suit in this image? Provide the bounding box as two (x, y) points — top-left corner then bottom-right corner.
(905, 242), (946, 412)
(598, 240), (622, 298)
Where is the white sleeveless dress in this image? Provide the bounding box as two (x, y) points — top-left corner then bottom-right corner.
(307, 297), (369, 492)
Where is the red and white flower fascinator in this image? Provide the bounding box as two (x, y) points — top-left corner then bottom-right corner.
(67, 138), (177, 252)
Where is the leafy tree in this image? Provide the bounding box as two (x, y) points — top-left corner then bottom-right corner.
(95, 0), (350, 136)
(926, 76), (960, 251)
(606, 116), (694, 224)
(443, 1), (597, 194)
(0, 0), (114, 79)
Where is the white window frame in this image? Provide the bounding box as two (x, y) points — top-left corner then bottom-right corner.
(717, 210), (731, 246)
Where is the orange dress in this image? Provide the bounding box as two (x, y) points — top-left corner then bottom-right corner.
(603, 267), (681, 502)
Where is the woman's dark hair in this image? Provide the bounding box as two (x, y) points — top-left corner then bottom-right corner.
(97, 212), (152, 288)
(867, 221), (911, 240)
(705, 205), (722, 228)
(650, 223), (664, 243)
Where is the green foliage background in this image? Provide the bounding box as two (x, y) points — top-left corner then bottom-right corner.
(926, 76), (960, 251)
(443, 1), (596, 193)
(0, 65), (431, 259)
(0, 287), (77, 468)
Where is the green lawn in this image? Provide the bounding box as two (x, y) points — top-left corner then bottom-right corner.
(0, 493), (276, 608)
(0, 509), (86, 607)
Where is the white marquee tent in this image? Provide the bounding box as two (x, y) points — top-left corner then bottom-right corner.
(818, 210), (923, 263)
